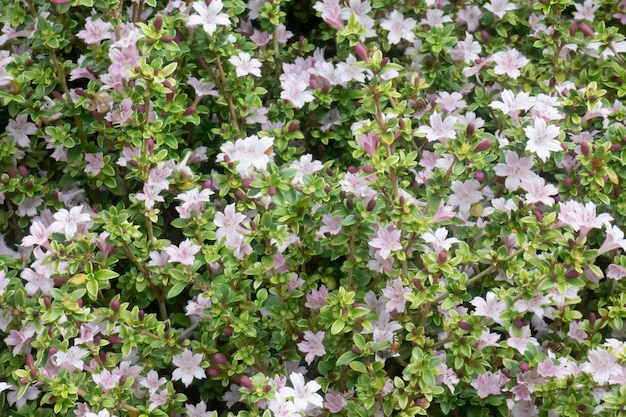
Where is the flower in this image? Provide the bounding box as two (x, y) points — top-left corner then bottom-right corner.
(369, 224), (402, 259)
(166, 239), (201, 266)
(187, 0), (231, 36)
(53, 346), (89, 375)
(172, 348), (206, 387)
(470, 292), (506, 325)
(524, 118), (561, 162)
(416, 111), (458, 142)
(380, 10), (417, 45)
(76, 17), (113, 44)
(494, 151), (535, 191)
(507, 325), (538, 354)
(49, 206), (92, 240)
(471, 371), (505, 398)
(484, 0), (517, 19)
(421, 228), (460, 253)
(280, 373), (324, 411)
(581, 348), (622, 385)
(93, 369), (121, 392)
(85, 152), (105, 176)
(520, 176), (558, 206)
(297, 331), (326, 365)
(598, 225), (626, 254)
(493, 49), (529, 79)
(290, 154), (324, 184)
(228, 52), (262, 77)
(382, 277), (410, 314)
(448, 179), (483, 214)
(186, 401), (216, 417)
(6, 114), (37, 147)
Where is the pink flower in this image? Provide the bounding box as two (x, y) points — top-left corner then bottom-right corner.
(421, 228), (460, 253)
(76, 17), (113, 44)
(172, 348), (206, 387)
(229, 52), (262, 77)
(494, 151), (535, 191)
(470, 292), (506, 325)
(85, 152), (105, 176)
(305, 285), (329, 310)
(6, 114), (37, 147)
(598, 225), (626, 255)
(324, 391), (347, 413)
(105, 98), (133, 126)
(280, 373), (324, 411)
(581, 348), (622, 385)
(557, 200), (613, 237)
(297, 331), (326, 365)
(484, 0), (517, 19)
(507, 325), (538, 354)
(21, 220), (51, 247)
(187, 77), (218, 98)
(93, 369), (121, 392)
(416, 111), (458, 143)
(369, 224), (402, 259)
(4, 324), (35, 355)
(470, 371), (506, 398)
(318, 214), (343, 236)
(187, 0), (231, 35)
(380, 10), (416, 44)
(521, 176), (558, 206)
(456, 5), (483, 32)
(214, 204), (249, 244)
(280, 73), (314, 108)
(186, 401), (215, 417)
(493, 49), (529, 79)
(20, 267), (54, 296)
(166, 239), (201, 266)
(53, 346), (89, 375)
(607, 264), (626, 280)
(313, 0), (343, 29)
(290, 154), (324, 184)
(49, 206), (92, 240)
(382, 278), (410, 313)
(448, 179), (482, 214)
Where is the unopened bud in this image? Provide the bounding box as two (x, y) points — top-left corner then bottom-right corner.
(26, 354), (35, 369)
(241, 178), (254, 188)
(146, 137), (154, 155)
(268, 185), (276, 196)
(475, 171), (484, 181)
(588, 312), (596, 327)
(475, 139), (492, 152)
(346, 199), (354, 211)
(564, 270), (579, 280)
(438, 251), (448, 264)
(77, 298), (83, 308)
(549, 76), (556, 89)
(213, 353), (227, 365)
(514, 318), (524, 328)
(581, 142), (590, 157)
(288, 120), (299, 133)
(7, 167), (16, 178)
(207, 368), (220, 377)
(223, 327), (233, 336)
(111, 299), (120, 314)
(355, 43), (369, 62)
(52, 91), (63, 100)
(351, 347), (363, 355)
(413, 278), (424, 291)
(519, 362), (530, 372)
(380, 57), (390, 67)
(361, 164), (374, 173)
(564, 177), (573, 187)
(54, 276), (66, 287)
(579, 23), (594, 37)
(569, 21), (578, 37)
(154, 15), (163, 32)
(534, 210), (543, 222)
(183, 106), (196, 116)
(138, 309), (145, 321)
(234, 188), (245, 201)
(481, 30), (489, 43)
(44, 297), (52, 309)
(49, 347), (58, 356)
(458, 321), (472, 331)
(161, 35), (173, 42)
(202, 179), (213, 189)
(347, 166), (358, 174)
(366, 199), (376, 211)
(109, 336), (122, 344)
(309, 78), (319, 89)
(240, 376), (253, 390)
(609, 143), (620, 153)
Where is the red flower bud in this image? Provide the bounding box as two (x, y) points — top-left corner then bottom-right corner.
(161, 35), (173, 42)
(458, 321), (472, 331)
(514, 318), (524, 328)
(49, 347), (58, 356)
(288, 120), (299, 133)
(475, 171), (484, 181)
(223, 327), (233, 336)
(355, 43), (369, 62)
(588, 312), (596, 327)
(111, 299), (120, 315)
(183, 106), (196, 116)
(564, 177), (573, 187)
(534, 210), (543, 222)
(207, 368), (220, 377)
(138, 310), (145, 321)
(361, 164), (374, 173)
(44, 297), (52, 309)
(581, 141), (590, 157)
(213, 353), (227, 365)
(366, 199), (376, 211)
(569, 21), (578, 37)
(609, 143), (620, 153)
(413, 279), (424, 291)
(481, 30), (489, 43)
(109, 336), (122, 344)
(564, 270), (579, 280)
(268, 185), (276, 196)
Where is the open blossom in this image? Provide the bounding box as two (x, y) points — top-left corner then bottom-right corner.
(448, 179), (482, 214)
(290, 154), (324, 184)
(172, 348), (206, 387)
(581, 348), (622, 385)
(382, 277), (410, 313)
(484, 0), (517, 19)
(49, 206), (92, 240)
(493, 48), (529, 79)
(6, 114), (37, 147)
(76, 17), (113, 44)
(216, 135), (274, 178)
(521, 176), (558, 206)
(229, 52), (262, 77)
(297, 331), (326, 365)
(471, 371), (508, 398)
(187, 0), (231, 35)
(85, 152), (105, 176)
(280, 373), (324, 412)
(369, 224), (402, 259)
(494, 151), (535, 191)
(166, 239), (201, 266)
(416, 111), (458, 142)
(380, 10), (416, 45)
(470, 292), (506, 325)
(507, 325), (538, 354)
(524, 118), (561, 162)
(421, 228), (460, 253)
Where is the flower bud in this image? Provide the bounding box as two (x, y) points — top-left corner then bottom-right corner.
(111, 299), (120, 315)
(213, 353), (227, 365)
(475, 139), (492, 152)
(52, 91), (63, 100)
(268, 185), (276, 196)
(413, 278), (424, 291)
(183, 106), (196, 116)
(49, 347), (58, 356)
(588, 312), (596, 327)
(346, 199), (354, 211)
(579, 22), (594, 37)
(44, 297), (52, 309)
(154, 15), (163, 32)
(481, 30), (489, 43)
(241, 178), (254, 188)
(380, 57), (390, 67)
(17, 166), (29, 179)
(366, 199), (376, 211)
(514, 318), (524, 328)
(355, 43), (369, 62)
(109, 336), (122, 344)
(77, 298), (83, 308)
(351, 347), (363, 355)
(288, 120), (299, 133)
(569, 21), (578, 37)
(207, 368), (220, 377)
(563, 177), (573, 187)
(7, 166), (16, 178)
(609, 143), (620, 153)
(548, 76), (556, 89)
(240, 375), (253, 390)
(581, 142), (590, 157)
(138, 310), (145, 321)
(223, 327), (233, 336)
(534, 210), (543, 222)
(475, 170), (484, 181)
(161, 35), (173, 42)
(361, 164), (374, 173)
(564, 270), (579, 280)
(458, 321), (472, 331)
(519, 362), (530, 372)
(438, 251), (448, 264)
(234, 188), (245, 201)
(54, 276), (67, 287)
(309, 77), (319, 90)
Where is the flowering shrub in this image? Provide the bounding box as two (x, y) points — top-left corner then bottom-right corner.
(1, 0), (626, 416)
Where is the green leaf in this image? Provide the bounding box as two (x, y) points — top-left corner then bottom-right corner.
(86, 278), (98, 301)
(94, 269), (119, 281)
(167, 282), (187, 299)
(331, 320), (345, 335)
(336, 351), (359, 366)
(348, 360), (368, 374)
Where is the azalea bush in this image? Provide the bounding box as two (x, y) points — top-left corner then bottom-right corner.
(1, 0), (626, 416)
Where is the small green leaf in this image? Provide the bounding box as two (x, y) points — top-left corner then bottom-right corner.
(348, 360), (368, 374)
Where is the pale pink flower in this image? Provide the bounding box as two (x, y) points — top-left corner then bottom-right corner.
(85, 152), (105, 176)
(557, 201), (613, 237)
(0, 271), (9, 296)
(339, 172), (376, 198)
(280, 373), (324, 411)
(357, 132), (378, 155)
(581, 348), (622, 385)
(437, 92), (466, 113)
(76, 17), (113, 44)
(53, 346), (89, 375)
(448, 179), (482, 214)
(449, 32), (482, 63)
(513, 292), (551, 319)
(166, 239), (201, 266)
(567, 320), (587, 343)
(313, 0), (343, 29)
(470, 292), (506, 325)
(494, 151), (535, 191)
(369, 224), (402, 259)
(93, 369), (121, 393)
(187, 77), (218, 98)
(416, 111), (458, 142)
(420, 9), (452, 28)
(105, 98), (133, 126)
(476, 329), (501, 351)
(573, 0), (600, 22)
(421, 228), (460, 253)
(507, 325), (538, 354)
(471, 371), (506, 398)
(524, 118), (561, 162)
(229, 52), (262, 77)
(49, 206), (92, 240)
(268, 398), (300, 417)
(509, 400), (539, 417)
(290, 154), (323, 184)
(216, 135), (274, 178)
(6, 114), (37, 147)
(135, 184), (164, 210)
(148, 389), (168, 412)
(214, 203), (249, 243)
(456, 5), (483, 32)
(186, 401), (215, 417)
(324, 391), (347, 413)
(21, 220), (51, 247)
(305, 285), (329, 310)
(187, 0), (231, 35)
(493, 49), (529, 79)
(484, 0), (517, 19)
(520, 176), (558, 206)
(280, 73), (314, 108)
(21, 268), (53, 296)
(382, 277), (410, 313)
(607, 264), (626, 280)
(380, 10), (416, 45)
(172, 348), (206, 387)
(489, 89), (533, 125)
(598, 225), (626, 255)
(140, 370), (167, 391)
(4, 324), (35, 355)
(297, 331), (326, 365)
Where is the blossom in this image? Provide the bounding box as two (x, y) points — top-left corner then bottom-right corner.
(172, 348), (206, 387)
(318, 214), (343, 236)
(420, 9), (452, 28)
(187, 77), (218, 97)
(297, 331), (326, 365)
(229, 52), (262, 77)
(187, 0), (231, 36)
(216, 135), (274, 178)
(470, 292), (506, 325)
(382, 278), (410, 314)
(280, 72), (314, 108)
(166, 239), (201, 266)
(0, 271), (9, 296)
(416, 111), (458, 142)
(449, 32), (482, 64)
(49, 206), (92, 240)
(21, 220), (51, 247)
(21, 268), (53, 296)
(53, 346), (89, 375)
(305, 285), (329, 310)
(456, 5), (483, 32)
(290, 154), (324, 184)
(520, 176), (558, 206)
(557, 200), (613, 237)
(313, 0), (343, 29)
(93, 369), (121, 392)
(573, 0), (600, 22)
(607, 264), (626, 280)
(6, 114), (37, 147)
(494, 151), (535, 191)
(369, 224), (402, 259)
(380, 10), (417, 45)
(471, 371), (505, 398)
(524, 118), (561, 162)
(448, 179), (482, 214)
(484, 0), (517, 19)
(4, 325), (35, 355)
(85, 152), (105, 176)
(421, 228), (460, 253)
(186, 401), (216, 417)
(280, 373), (324, 411)
(493, 49), (529, 79)
(598, 225), (626, 255)
(507, 325), (538, 354)
(76, 17), (113, 44)
(214, 204), (249, 243)
(581, 348), (622, 385)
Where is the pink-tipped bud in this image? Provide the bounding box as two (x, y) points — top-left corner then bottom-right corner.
(161, 35), (173, 42)
(109, 336), (122, 344)
(361, 164), (374, 173)
(213, 353), (227, 365)
(240, 376), (253, 390)
(458, 321), (472, 331)
(346, 199), (354, 211)
(549, 76), (556, 89)
(413, 278), (424, 291)
(241, 178), (254, 188)
(44, 297), (52, 309)
(52, 91), (63, 100)
(54, 277), (66, 287)
(581, 142), (590, 157)
(111, 299), (120, 315)
(138, 310), (145, 321)
(234, 188), (245, 201)
(154, 15), (163, 32)
(380, 57), (390, 67)
(223, 327), (233, 336)
(7, 167), (16, 178)
(30, 369), (39, 379)
(569, 21), (578, 37)
(588, 312), (596, 327)
(534, 210), (543, 222)
(475, 139), (492, 152)
(475, 171), (485, 181)
(309, 78), (319, 90)
(481, 30), (489, 43)
(438, 251), (448, 264)
(519, 362), (530, 372)
(609, 143), (620, 153)
(183, 106), (196, 116)
(202, 179), (213, 189)
(268, 185), (276, 196)
(77, 298), (83, 308)
(514, 318), (524, 328)
(207, 368), (220, 378)
(564, 270), (579, 280)
(49, 347), (58, 356)
(564, 177), (573, 187)
(146, 138), (154, 155)
(288, 120), (299, 133)
(355, 43), (369, 62)
(579, 23), (594, 37)
(26, 354), (35, 369)
(351, 347), (363, 355)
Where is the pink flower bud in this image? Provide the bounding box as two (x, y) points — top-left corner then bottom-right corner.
(146, 138), (154, 155)
(44, 297), (52, 309)
(26, 354), (35, 369)
(361, 164), (374, 173)
(183, 106), (196, 116)
(475, 139), (492, 152)
(202, 179), (213, 189)
(581, 142), (590, 157)
(241, 178), (254, 188)
(519, 362), (530, 372)
(534, 210), (543, 222)
(579, 23), (594, 37)
(609, 143), (620, 153)
(223, 327), (233, 336)
(589, 312), (596, 327)
(207, 368), (220, 377)
(514, 318), (524, 328)
(268, 185), (276, 196)
(413, 278), (424, 291)
(111, 299), (120, 314)
(564, 270), (579, 280)
(154, 15), (163, 32)
(7, 166), (16, 178)
(288, 120), (299, 133)
(161, 35), (173, 42)
(109, 336), (122, 344)
(475, 171), (485, 181)
(347, 166), (358, 174)
(351, 347), (363, 355)
(366, 199), (376, 211)
(234, 189), (245, 201)
(355, 43), (369, 62)
(438, 251), (448, 264)
(569, 21), (578, 37)
(481, 30), (489, 43)
(563, 177), (573, 187)
(458, 321), (472, 331)
(49, 347), (58, 356)
(213, 353), (227, 365)
(240, 376), (253, 390)
(54, 276), (66, 287)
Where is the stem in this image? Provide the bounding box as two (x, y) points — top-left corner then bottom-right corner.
(194, 53), (240, 130)
(122, 242), (168, 320)
(50, 49), (86, 143)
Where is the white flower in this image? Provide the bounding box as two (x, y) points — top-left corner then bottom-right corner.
(581, 348), (622, 385)
(524, 118), (561, 162)
(172, 348), (206, 387)
(49, 206), (92, 240)
(380, 11), (416, 45)
(279, 373), (324, 411)
(229, 52), (262, 77)
(187, 0), (231, 36)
